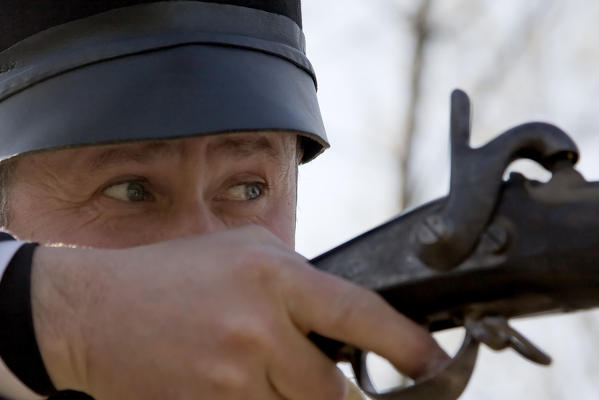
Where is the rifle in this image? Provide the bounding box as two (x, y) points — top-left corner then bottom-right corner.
(310, 89), (598, 399)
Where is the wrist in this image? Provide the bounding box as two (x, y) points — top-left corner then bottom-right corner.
(30, 246), (95, 393)
(0, 241), (55, 397)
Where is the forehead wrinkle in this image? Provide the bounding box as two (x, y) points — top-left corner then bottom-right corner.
(85, 141), (182, 171)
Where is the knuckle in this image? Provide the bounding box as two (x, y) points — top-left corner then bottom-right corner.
(326, 287), (359, 332)
(239, 224), (275, 241)
(234, 247), (280, 284)
(200, 362), (252, 393)
(249, 224), (278, 240)
(220, 313), (275, 353)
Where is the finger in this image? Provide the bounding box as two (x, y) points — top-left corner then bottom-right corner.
(285, 265), (449, 379)
(267, 320), (347, 400)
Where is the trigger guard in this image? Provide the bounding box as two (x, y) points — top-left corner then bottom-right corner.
(351, 332), (479, 400)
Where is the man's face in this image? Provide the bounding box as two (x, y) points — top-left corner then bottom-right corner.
(6, 132), (299, 248)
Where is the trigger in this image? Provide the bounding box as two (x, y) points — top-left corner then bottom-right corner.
(465, 316), (552, 365)
(350, 332), (479, 400)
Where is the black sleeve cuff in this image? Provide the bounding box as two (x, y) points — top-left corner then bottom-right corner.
(0, 242), (57, 396)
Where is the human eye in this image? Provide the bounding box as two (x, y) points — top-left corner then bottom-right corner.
(220, 182), (267, 202)
(102, 181), (153, 202)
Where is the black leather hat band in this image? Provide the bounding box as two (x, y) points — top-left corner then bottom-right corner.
(0, 1), (328, 162)
(0, 44), (328, 162)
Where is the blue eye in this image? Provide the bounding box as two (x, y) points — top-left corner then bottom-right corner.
(244, 184), (262, 200)
(103, 181), (150, 202)
(226, 182), (264, 201)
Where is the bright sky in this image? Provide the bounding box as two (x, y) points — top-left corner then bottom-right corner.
(297, 1), (599, 399)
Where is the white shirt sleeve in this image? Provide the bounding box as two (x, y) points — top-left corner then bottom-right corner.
(0, 240), (44, 400)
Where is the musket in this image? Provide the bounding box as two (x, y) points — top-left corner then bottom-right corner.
(310, 89), (598, 399)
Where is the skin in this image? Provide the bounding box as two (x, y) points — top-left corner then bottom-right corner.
(9, 132), (298, 248)
(6, 132), (448, 400)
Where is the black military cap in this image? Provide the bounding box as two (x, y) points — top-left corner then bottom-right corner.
(0, 0), (328, 162)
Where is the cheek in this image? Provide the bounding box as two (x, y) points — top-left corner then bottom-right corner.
(9, 202), (111, 246)
(11, 212), (172, 248)
(7, 191), (164, 248)
(6, 185), (79, 243)
(261, 186), (297, 248)
(9, 207), (96, 245)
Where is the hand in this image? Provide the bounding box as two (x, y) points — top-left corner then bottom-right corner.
(31, 225), (448, 399)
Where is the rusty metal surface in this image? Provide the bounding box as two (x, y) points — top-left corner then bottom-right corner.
(310, 90), (599, 399)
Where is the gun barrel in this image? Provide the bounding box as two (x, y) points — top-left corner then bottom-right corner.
(312, 172), (599, 332)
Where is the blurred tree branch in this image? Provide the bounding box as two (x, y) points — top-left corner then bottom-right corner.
(473, 0), (555, 97)
(398, 0), (431, 210)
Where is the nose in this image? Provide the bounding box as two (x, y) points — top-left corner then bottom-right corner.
(169, 199), (227, 238)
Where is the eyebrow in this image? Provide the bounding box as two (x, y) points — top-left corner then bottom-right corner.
(82, 135), (284, 171)
(207, 136), (281, 161)
(85, 141), (181, 171)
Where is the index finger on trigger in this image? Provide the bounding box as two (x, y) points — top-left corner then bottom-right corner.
(285, 266), (450, 379)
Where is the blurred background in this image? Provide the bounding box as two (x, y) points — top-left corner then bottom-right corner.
(296, 0), (599, 398)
